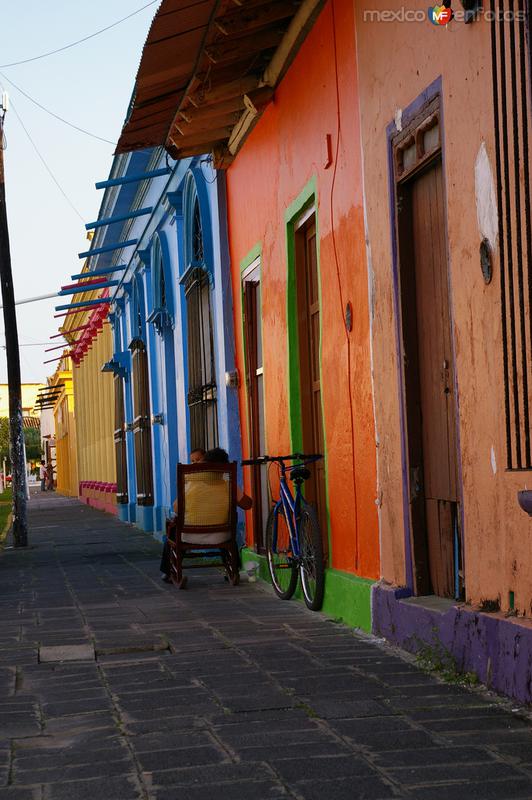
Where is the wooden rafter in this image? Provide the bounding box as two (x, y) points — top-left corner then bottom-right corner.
(186, 75), (259, 108)
(116, 0), (326, 165)
(214, 1), (297, 36)
(177, 95), (246, 124)
(175, 110), (242, 137)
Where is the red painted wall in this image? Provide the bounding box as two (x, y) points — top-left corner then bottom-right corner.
(226, 0), (379, 579)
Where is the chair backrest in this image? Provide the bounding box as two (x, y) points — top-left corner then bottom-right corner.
(175, 461), (238, 538)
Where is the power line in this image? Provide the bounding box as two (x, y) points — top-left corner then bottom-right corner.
(0, 73), (116, 145)
(6, 99), (85, 224)
(0, 1), (159, 68)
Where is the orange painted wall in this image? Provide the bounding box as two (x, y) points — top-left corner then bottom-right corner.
(355, 3), (532, 610)
(226, 0), (379, 579)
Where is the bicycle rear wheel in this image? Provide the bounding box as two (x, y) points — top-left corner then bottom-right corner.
(266, 505), (298, 600)
(299, 500), (325, 611)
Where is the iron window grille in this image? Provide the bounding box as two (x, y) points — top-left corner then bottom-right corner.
(490, 0), (532, 470)
(185, 266), (218, 452)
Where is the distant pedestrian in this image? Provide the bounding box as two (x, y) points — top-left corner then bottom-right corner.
(39, 460), (46, 492)
(46, 461), (54, 492)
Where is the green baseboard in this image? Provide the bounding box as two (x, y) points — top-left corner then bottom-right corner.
(241, 547), (374, 632)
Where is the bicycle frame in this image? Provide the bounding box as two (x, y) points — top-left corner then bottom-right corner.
(242, 451), (324, 610)
(272, 465), (303, 561)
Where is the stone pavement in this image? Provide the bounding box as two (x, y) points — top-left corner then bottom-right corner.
(0, 492), (532, 800)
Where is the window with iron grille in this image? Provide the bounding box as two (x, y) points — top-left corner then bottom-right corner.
(130, 337), (154, 506)
(490, 0), (532, 470)
(180, 176), (218, 452)
(189, 196), (218, 450)
(185, 265), (218, 452)
(148, 234), (172, 334)
(128, 275), (154, 505)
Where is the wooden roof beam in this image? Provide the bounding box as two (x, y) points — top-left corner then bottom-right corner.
(177, 95), (246, 124)
(169, 125), (234, 150)
(186, 75), (258, 108)
(263, 0), (325, 87)
(205, 28), (283, 65)
(224, 0), (324, 156)
(214, 1), (298, 37)
(227, 86), (274, 155)
(212, 144), (235, 169)
(174, 110), (242, 136)
(167, 139), (227, 159)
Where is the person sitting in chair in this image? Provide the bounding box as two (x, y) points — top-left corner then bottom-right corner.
(160, 447), (251, 582)
(190, 447), (253, 525)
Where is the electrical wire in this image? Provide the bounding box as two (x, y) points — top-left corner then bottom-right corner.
(0, 1), (159, 68)
(329, 0), (360, 571)
(6, 98), (85, 223)
(0, 72), (116, 145)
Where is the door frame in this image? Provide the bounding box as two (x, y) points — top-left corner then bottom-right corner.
(386, 78), (464, 594)
(285, 176), (331, 559)
(240, 246), (269, 552)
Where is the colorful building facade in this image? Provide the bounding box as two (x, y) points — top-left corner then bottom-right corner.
(354, 0), (532, 700)
(225, 0), (380, 627)
(62, 287), (117, 515)
(0, 384), (44, 420)
(48, 360), (77, 497)
(49, 0), (532, 702)
(114, 0), (380, 628)
(79, 147), (241, 536)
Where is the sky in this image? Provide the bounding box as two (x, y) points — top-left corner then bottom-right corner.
(0, 0), (159, 383)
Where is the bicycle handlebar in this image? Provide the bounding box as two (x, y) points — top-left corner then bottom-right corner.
(241, 453), (323, 466)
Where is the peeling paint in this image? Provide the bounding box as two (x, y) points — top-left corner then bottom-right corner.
(394, 108), (403, 132)
(490, 445), (497, 475)
(474, 142), (498, 251)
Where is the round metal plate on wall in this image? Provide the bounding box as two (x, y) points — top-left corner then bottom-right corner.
(480, 238), (493, 285)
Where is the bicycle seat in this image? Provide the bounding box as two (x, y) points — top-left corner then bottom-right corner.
(291, 467), (311, 481)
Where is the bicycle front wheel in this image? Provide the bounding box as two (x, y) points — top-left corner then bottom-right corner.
(266, 505), (298, 600)
(299, 500), (325, 611)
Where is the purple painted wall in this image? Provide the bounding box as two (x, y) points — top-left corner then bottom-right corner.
(373, 584), (532, 704)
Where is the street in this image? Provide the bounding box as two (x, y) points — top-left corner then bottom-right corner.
(0, 491), (530, 799)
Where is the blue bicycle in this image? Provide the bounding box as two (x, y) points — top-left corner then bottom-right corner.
(242, 453), (325, 611)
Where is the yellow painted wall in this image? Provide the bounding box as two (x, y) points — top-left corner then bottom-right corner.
(0, 383), (44, 418)
(73, 324), (116, 485)
(52, 365), (78, 497)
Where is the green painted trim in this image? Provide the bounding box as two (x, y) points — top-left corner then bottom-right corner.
(284, 175), (332, 559)
(284, 176), (317, 453)
(240, 243), (262, 276)
(320, 569), (374, 633)
(241, 547), (374, 633)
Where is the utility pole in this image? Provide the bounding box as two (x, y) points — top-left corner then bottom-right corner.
(0, 94), (28, 547)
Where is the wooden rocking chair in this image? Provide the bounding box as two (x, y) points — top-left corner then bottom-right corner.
(167, 461), (240, 589)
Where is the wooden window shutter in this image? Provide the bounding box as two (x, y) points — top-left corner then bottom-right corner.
(131, 339), (154, 506)
(113, 375), (128, 504)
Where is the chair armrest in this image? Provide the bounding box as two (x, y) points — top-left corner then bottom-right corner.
(166, 517), (177, 540)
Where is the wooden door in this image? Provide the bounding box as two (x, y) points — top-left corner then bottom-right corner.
(295, 216), (327, 554)
(113, 375), (128, 504)
(243, 265), (268, 551)
(399, 158), (459, 597)
(130, 339), (154, 506)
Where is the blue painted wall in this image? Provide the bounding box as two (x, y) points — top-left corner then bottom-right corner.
(88, 150), (243, 537)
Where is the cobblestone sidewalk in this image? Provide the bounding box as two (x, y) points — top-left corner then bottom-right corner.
(0, 491), (531, 799)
